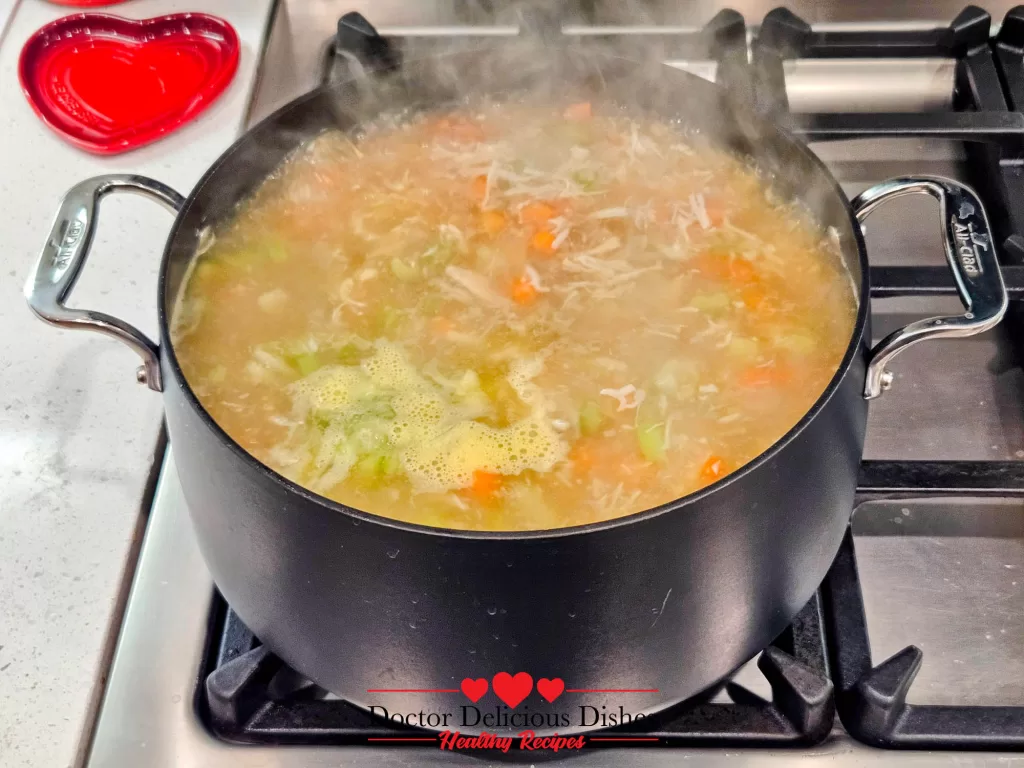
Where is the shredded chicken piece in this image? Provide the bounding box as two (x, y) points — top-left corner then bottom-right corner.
(444, 266), (512, 309)
(690, 192), (710, 230)
(439, 223), (467, 251)
(600, 384), (646, 412)
(257, 289), (288, 313)
(480, 160), (498, 210)
(524, 265), (550, 293)
(590, 207), (629, 220)
(664, 415), (677, 450)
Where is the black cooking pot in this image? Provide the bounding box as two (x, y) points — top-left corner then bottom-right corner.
(26, 49), (1008, 737)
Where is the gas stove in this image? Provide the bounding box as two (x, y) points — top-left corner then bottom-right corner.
(85, 1), (1024, 766)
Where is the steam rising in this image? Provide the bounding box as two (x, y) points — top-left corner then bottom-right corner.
(164, 2), (864, 318)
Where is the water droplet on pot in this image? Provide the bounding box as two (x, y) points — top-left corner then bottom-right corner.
(486, 606), (497, 616)
(493, 634), (500, 640)
(568, 611), (576, 618)
(506, 561), (514, 568)
(409, 621), (417, 629)
(411, 598), (418, 604)
(387, 548), (400, 559)
(468, 649), (476, 655)
(499, 608), (507, 615)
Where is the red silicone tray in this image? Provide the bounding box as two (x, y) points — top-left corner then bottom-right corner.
(44, 2), (132, 6)
(19, 13), (239, 155)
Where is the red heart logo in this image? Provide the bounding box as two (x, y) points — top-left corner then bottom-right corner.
(461, 677), (488, 703)
(536, 677), (565, 703)
(19, 13), (239, 155)
(491, 672), (533, 708)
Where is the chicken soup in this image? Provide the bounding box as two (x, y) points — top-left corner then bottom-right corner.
(172, 102), (857, 531)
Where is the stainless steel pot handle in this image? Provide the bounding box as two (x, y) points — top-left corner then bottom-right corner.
(24, 175), (185, 393)
(854, 176), (1008, 400)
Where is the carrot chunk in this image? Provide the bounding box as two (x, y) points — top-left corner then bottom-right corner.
(693, 251), (758, 284)
(739, 363), (791, 388)
(699, 455), (729, 484)
(520, 201), (558, 225)
(530, 229), (558, 254)
(471, 174), (488, 200)
(564, 102), (592, 121)
(480, 209), (507, 234)
(469, 470), (503, 501)
(435, 116), (486, 142)
(511, 276), (538, 305)
(431, 317), (455, 336)
(728, 258), (757, 283)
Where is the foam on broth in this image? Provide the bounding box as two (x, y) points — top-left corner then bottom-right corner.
(172, 101), (857, 531)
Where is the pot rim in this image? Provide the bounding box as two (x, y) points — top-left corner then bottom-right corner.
(156, 59), (872, 542)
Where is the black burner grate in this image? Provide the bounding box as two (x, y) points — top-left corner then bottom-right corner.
(198, 5), (1024, 753)
(202, 591), (835, 747)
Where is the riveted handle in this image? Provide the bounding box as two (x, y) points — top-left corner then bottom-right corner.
(25, 174), (185, 392)
(854, 176), (1008, 399)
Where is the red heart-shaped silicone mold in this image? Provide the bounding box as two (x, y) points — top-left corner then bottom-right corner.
(19, 13), (239, 155)
(44, 2), (132, 6)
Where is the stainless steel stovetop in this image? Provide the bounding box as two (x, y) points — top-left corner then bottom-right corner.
(84, 1), (1024, 766)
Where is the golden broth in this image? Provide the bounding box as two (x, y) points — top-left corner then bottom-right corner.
(172, 102), (857, 531)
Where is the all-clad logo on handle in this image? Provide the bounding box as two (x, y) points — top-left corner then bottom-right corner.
(951, 198), (987, 277)
(53, 216), (84, 273)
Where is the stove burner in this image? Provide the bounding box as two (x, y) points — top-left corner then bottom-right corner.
(197, 5), (1024, 753)
(203, 593), (834, 747)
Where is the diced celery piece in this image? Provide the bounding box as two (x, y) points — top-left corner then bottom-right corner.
(775, 332), (816, 355)
(572, 170), (598, 191)
(353, 450), (401, 483)
(637, 423), (666, 463)
(455, 371), (490, 415)
(293, 352), (321, 376)
(420, 295), (443, 314)
(353, 453), (382, 481)
(726, 336), (759, 362)
(689, 292), (732, 313)
(579, 400), (604, 436)
(654, 359), (700, 399)
(332, 342), (364, 365)
(208, 364), (227, 383)
(375, 306), (403, 334)
(379, 453), (402, 477)
(391, 257), (419, 282)
(265, 242), (289, 262)
(432, 237), (459, 263)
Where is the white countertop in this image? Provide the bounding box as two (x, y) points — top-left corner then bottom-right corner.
(0, 1), (274, 766)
